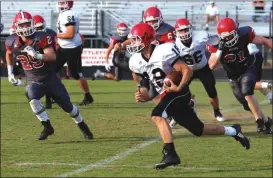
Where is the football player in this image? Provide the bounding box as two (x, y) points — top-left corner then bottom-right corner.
(55, 0), (94, 105)
(33, 14), (57, 109)
(174, 18), (224, 122)
(128, 23), (250, 169)
(92, 22), (138, 82)
(6, 11), (94, 140)
(207, 17), (273, 134)
(143, 6), (175, 44)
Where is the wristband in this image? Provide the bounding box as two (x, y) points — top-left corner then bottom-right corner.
(35, 53), (44, 60)
(216, 50), (223, 59)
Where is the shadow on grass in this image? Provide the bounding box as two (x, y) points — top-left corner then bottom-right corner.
(52, 136), (154, 144)
(182, 166), (273, 174)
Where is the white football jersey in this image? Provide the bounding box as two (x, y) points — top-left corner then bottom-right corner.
(57, 10), (82, 48)
(175, 31), (209, 70)
(129, 43), (179, 94)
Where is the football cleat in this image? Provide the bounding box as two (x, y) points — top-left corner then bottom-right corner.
(78, 121), (94, 140)
(79, 95), (94, 106)
(256, 118), (265, 133)
(214, 110), (225, 122)
(38, 120), (54, 140)
(231, 124), (250, 150)
(264, 117), (273, 134)
(92, 70), (103, 81)
(154, 147), (181, 169)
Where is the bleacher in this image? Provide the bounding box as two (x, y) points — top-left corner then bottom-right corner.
(1, 1), (271, 38)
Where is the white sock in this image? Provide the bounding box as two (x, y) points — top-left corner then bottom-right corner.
(99, 72), (106, 78)
(266, 91), (272, 100)
(206, 24), (209, 27)
(224, 126), (237, 136)
(36, 111), (49, 122)
(261, 82), (269, 89)
(70, 105), (83, 124)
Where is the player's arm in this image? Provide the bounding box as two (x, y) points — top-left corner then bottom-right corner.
(105, 43), (115, 63)
(57, 25), (75, 39)
(41, 46), (56, 62)
(121, 39), (131, 49)
(5, 45), (18, 84)
(252, 35), (273, 49)
(208, 53), (221, 70)
(6, 49), (13, 73)
(172, 59), (193, 92)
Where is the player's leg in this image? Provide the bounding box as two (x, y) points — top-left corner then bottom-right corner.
(253, 52), (272, 103)
(66, 46), (94, 105)
(198, 65), (224, 122)
(170, 94), (250, 150)
(26, 82), (53, 140)
(239, 67), (272, 134)
(47, 75), (94, 139)
(151, 94), (181, 169)
(93, 51), (124, 81)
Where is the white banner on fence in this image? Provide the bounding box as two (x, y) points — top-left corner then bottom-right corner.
(81, 48), (114, 66)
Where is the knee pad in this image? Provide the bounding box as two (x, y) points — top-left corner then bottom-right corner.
(29, 99), (44, 114)
(71, 72), (83, 80)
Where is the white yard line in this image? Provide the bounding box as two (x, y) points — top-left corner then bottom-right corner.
(16, 99), (270, 177)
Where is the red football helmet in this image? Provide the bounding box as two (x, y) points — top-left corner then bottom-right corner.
(127, 23), (155, 54)
(57, 0), (74, 12)
(13, 11), (35, 37)
(33, 15), (46, 31)
(116, 22), (129, 37)
(174, 18), (192, 42)
(143, 7), (163, 30)
(217, 17), (239, 47)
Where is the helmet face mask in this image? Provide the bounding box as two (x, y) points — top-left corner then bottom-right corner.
(144, 17), (162, 30)
(16, 22), (34, 36)
(35, 25), (45, 31)
(219, 30), (239, 47)
(127, 35), (145, 54)
(176, 27), (192, 42)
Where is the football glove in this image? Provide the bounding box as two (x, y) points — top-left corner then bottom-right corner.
(104, 63), (111, 72)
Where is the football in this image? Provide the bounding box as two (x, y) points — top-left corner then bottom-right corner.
(164, 71), (182, 87)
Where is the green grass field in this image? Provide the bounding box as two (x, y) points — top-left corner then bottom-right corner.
(1, 79), (272, 177)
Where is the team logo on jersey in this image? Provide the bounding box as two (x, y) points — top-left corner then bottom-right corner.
(223, 53), (236, 63)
